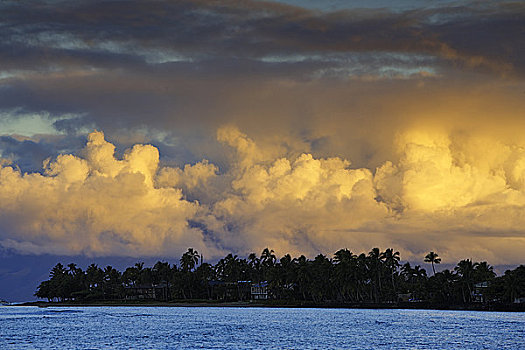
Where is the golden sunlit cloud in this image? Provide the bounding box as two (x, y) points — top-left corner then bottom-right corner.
(0, 131), (210, 257)
(1, 126), (525, 264)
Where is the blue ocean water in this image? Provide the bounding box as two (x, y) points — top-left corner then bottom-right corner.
(0, 306), (524, 349)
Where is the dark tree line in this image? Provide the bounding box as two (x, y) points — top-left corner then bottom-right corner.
(35, 248), (525, 306)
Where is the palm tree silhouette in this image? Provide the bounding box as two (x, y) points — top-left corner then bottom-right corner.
(367, 248), (383, 302)
(381, 248), (400, 295)
(424, 251), (441, 275)
(248, 252), (261, 282)
(33, 247), (525, 308)
(180, 248), (200, 272)
(260, 248), (276, 267)
(455, 259), (474, 303)
(295, 255), (311, 301)
(333, 249), (357, 302)
(473, 261), (495, 282)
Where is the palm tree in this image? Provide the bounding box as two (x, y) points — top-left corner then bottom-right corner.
(248, 252), (261, 282)
(180, 248), (201, 272)
(355, 253), (368, 302)
(473, 261), (495, 282)
(295, 255), (311, 301)
(400, 262), (427, 301)
(179, 248), (201, 299)
(411, 265), (428, 300)
(424, 252), (441, 275)
(260, 248), (276, 281)
(195, 263), (215, 299)
(66, 263), (84, 300)
(381, 248), (400, 295)
(103, 266), (122, 299)
(401, 262), (413, 282)
(367, 248), (383, 302)
(122, 265), (139, 287)
(35, 280), (52, 301)
(455, 259), (475, 303)
(413, 265), (427, 281)
(310, 254), (332, 302)
(86, 263), (103, 288)
(153, 261), (171, 284)
(333, 249), (357, 302)
(215, 253), (241, 282)
(260, 248), (276, 267)
(49, 263), (68, 301)
(153, 261), (172, 299)
(267, 254), (296, 300)
(67, 263), (81, 276)
(430, 269), (456, 303)
(50, 263), (66, 279)
(279, 254), (295, 294)
(502, 268), (521, 303)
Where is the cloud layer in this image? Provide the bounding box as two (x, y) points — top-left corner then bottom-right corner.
(0, 131), (205, 257)
(1, 0), (524, 141)
(1, 0), (525, 264)
(1, 127), (525, 265)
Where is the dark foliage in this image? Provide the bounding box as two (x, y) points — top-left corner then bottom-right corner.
(35, 248), (525, 306)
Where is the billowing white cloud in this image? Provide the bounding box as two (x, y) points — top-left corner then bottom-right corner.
(375, 129), (509, 212)
(207, 127), (525, 264)
(0, 131), (209, 257)
(1, 127), (525, 265)
(373, 129), (525, 263)
(207, 127), (387, 256)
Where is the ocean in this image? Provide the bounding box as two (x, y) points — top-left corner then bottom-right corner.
(1, 306), (524, 349)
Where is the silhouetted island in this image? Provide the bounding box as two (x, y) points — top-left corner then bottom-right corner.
(30, 248), (525, 311)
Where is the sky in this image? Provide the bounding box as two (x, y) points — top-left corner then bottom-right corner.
(1, 0), (524, 300)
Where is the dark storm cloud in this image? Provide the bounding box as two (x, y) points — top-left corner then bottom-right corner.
(0, 0), (524, 171)
(0, 0), (523, 73)
(0, 136), (54, 171)
(0, 133), (85, 172)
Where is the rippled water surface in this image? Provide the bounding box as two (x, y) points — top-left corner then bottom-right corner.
(1, 306), (524, 349)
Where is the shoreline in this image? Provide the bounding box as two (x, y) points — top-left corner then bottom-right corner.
(12, 300), (525, 312)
